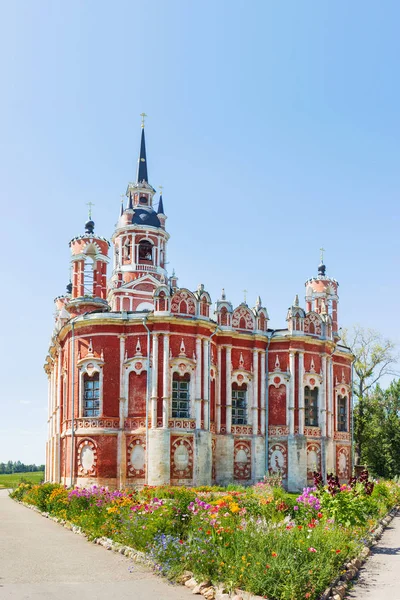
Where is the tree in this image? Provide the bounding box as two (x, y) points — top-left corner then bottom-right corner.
(341, 325), (399, 464)
(361, 381), (400, 477)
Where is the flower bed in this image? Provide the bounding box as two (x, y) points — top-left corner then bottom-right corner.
(11, 472), (400, 600)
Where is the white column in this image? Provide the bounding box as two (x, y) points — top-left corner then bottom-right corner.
(118, 335), (127, 488)
(298, 352), (304, 435)
(151, 334), (159, 428)
(327, 356), (333, 437)
(320, 355), (327, 435)
(289, 351), (296, 435)
(260, 351), (266, 435)
(252, 350), (259, 434)
(195, 337), (202, 428)
(162, 334), (169, 428)
(203, 339), (210, 430)
(216, 346), (222, 433)
(226, 346), (232, 434)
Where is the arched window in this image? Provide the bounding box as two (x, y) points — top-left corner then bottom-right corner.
(83, 373), (100, 417)
(337, 395), (347, 431)
(305, 386), (318, 426)
(172, 373), (190, 418)
(138, 240), (153, 262)
(220, 306), (228, 326)
(83, 256), (95, 296)
(232, 383), (247, 425)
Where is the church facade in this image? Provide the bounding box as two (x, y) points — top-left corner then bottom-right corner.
(45, 123), (353, 492)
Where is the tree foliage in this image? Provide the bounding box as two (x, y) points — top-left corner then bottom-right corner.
(341, 325), (398, 463)
(0, 461), (44, 475)
(358, 380), (400, 478)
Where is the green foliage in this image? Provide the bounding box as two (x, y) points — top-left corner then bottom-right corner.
(10, 479), (400, 600)
(357, 381), (400, 478)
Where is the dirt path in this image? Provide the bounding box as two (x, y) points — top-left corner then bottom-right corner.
(0, 489), (192, 600)
(346, 511), (400, 600)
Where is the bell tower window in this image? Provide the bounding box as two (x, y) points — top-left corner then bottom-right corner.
(305, 386), (318, 426)
(83, 374), (100, 417)
(139, 195), (148, 205)
(337, 395), (348, 431)
(172, 373), (190, 418)
(138, 240), (153, 262)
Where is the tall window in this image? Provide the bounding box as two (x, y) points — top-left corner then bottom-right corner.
(337, 395), (348, 431)
(304, 386), (318, 426)
(83, 374), (100, 417)
(232, 383), (247, 425)
(172, 373), (190, 418)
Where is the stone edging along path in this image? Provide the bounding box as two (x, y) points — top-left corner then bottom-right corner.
(14, 497), (398, 600)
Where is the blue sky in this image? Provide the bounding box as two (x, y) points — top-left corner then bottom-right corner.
(0, 1), (399, 463)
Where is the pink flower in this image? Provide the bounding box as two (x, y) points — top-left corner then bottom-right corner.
(308, 547), (317, 553)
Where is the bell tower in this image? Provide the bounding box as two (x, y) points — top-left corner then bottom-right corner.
(65, 210), (110, 318)
(108, 117), (170, 312)
(305, 249), (339, 337)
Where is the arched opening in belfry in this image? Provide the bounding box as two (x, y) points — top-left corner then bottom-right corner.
(83, 244), (96, 297)
(138, 240), (153, 263)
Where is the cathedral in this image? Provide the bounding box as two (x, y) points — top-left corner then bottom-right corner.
(45, 121), (353, 492)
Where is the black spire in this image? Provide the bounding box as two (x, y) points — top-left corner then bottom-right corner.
(318, 247), (326, 277)
(136, 127), (148, 183)
(157, 194), (165, 214)
(127, 191), (133, 210)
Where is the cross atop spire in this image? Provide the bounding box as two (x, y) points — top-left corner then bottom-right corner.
(318, 247), (326, 277)
(136, 118), (148, 183)
(86, 202), (95, 220)
(140, 112), (147, 128)
(320, 247), (325, 264)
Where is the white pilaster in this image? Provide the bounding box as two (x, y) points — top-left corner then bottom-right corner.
(216, 346), (222, 433)
(162, 334), (169, 428)
(327, 356), (333, 437)
(252, 350), (259, 434)
(203, 339), (209, 430)
(320, 354), (327, 435)
(260, 351), (266, 435)
(151, 334), (159, 428)
(298, 351), (304, 434)
(226, 346), (232, 434)
(289, 351), (296, 435)
(195, 337), (202, 428)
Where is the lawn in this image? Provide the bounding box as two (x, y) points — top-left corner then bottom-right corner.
(0, 471), (44, 488)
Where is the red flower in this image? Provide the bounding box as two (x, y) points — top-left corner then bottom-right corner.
(178, 540), (184, 544)
(317, 512), (323, 518)
(336, 549), (341, 554)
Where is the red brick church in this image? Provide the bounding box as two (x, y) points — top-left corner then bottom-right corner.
(45, 121), (353, 491)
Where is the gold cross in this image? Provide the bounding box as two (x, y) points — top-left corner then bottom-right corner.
(140, 112), (147, 128)
(320, 247), (325, 263)
(86, 202), (95, 219)
(159, 185), (164, 195)
(120, 194), (125, 204)
(243, 289), (248, 303)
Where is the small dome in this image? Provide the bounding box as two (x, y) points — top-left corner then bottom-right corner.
(131, 209), (161, 228)
(85, 220), (95, 234)
(318, 262), (326, 277)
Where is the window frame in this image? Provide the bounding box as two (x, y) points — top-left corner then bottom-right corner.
(337, 395), (348, 432)
(172, 374), (191, 419)
(232, 384), (248, 425)
(304, 385), (319, 427)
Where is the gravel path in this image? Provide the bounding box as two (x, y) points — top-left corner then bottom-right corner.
(0, 489), (192, 600)
(346, 511), (400, 600)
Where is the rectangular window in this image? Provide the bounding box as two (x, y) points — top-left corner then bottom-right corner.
(305, 386), (318, 427)
(172, 379), (190, 418)
(232, 388), (247, 425)
(83, 377), (100, 417)
(338, 396), (348, 432)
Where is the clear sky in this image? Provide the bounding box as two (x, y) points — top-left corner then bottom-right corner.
(0, 1), (399, 464)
